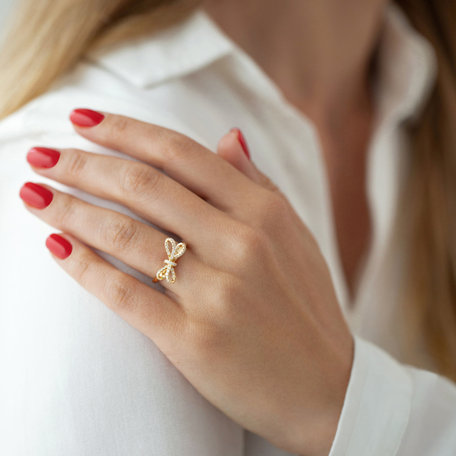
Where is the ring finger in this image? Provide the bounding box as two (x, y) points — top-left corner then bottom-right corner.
(18, 182), (209, 299)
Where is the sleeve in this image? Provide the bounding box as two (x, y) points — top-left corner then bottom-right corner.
(328, 335), (456, 455)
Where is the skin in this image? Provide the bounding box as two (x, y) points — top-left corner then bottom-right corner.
(204, 0), (389, 300)
(22, 112), (353, 455)
(20, 0), (392, 452)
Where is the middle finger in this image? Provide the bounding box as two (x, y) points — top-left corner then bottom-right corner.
(26, 146), (233, 252)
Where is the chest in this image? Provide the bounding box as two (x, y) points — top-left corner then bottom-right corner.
(318, 125), (374, 304)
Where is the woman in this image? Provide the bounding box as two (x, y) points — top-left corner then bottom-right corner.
(0, 0), (455, 455)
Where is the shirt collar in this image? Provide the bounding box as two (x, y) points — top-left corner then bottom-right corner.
(373, 2), (437, 127)
(84, 8), (234, 88)
(84, 3), (437, 125)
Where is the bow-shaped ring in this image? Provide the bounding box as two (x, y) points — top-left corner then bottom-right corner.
(152, 237), (187, 284)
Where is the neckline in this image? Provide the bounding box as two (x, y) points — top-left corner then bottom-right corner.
(197, 3), (437, 317)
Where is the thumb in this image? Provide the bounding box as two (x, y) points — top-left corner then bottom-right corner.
(217, 128), (279, 192)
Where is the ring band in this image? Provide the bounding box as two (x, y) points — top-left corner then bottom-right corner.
(152, 237), (187, 284)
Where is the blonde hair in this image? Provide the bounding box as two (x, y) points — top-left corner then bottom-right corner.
(0, 0), (201, 116)
(1, 0), (455, 380)
(394, 0), (456, 380)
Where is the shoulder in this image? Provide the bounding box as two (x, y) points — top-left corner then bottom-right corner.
(0, 8), (238, 157)
(0, 64), (208, 154)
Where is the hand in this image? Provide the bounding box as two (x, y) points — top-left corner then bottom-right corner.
(20, 108), (354, 456)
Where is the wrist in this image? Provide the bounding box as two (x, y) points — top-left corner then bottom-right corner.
(292, 335), (354, 456)
(287, 401), (343, 456)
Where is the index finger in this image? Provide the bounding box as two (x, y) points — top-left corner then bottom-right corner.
(69, 108), (259, 213)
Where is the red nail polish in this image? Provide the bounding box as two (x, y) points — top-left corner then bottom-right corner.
(26, 147), (61, 168)
(19, 182), (53, 209)
(231, 128), (250, 160)
(69, 108), (105, 127)
(46, 233), (73, 259)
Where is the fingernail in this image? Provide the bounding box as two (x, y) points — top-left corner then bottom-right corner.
(26, 147), (61, 168)
(231, 128), (250, 160)
(69, 108), (105, 127)
(19, 182), (53, 209)
(46, 233), (73, 259)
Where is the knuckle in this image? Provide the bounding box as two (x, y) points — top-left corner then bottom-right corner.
(214, 281), (247, 323)
(211, 272), (240, 308)
(186, 273), (240, 357)
(73, 252), (93, 288)
(120, 164), (159, 197)
(231, 223), (268, 265)
(187, 315), (227, 357)
(106, 274), (136, 312)
(66, 149), (88, 177)
(160, 131), (189, 162)
(103, 216), (140, 251)
(255, 190), (290, 228)
(193, 324), (224, 356)
(110, 115), (130, 136)
(56, 195), (78, 228)
(262, 190), (290, 217)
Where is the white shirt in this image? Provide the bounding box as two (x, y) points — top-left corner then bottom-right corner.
(1, 2), (455, 455)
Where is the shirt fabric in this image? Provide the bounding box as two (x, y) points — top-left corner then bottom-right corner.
(1, 2), (455, 455)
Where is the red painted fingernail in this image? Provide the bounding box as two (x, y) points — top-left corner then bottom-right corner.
(69, 108), (105, 127)
(46, 233), (73, 259)
(26, 147), (61, 168)
(19, 182), (53, 209)
(231, 128), (250, 160)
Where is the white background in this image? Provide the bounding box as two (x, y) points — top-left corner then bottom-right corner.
(0, 0), (14, 17)
(0, 0), (15, 43)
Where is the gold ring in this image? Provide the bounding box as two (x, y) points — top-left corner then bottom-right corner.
(152, 237), (187, 284)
